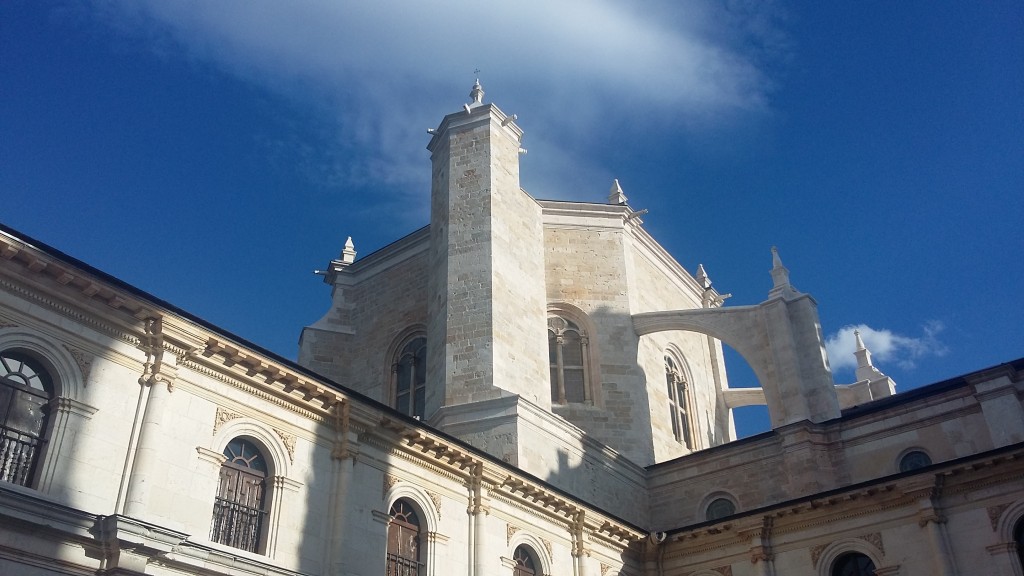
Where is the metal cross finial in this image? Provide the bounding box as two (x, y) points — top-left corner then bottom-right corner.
(473, 68), (481, 79)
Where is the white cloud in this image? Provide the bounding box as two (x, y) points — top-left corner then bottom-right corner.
(90, 0), (785, 198)
(825, 322), (948, 373)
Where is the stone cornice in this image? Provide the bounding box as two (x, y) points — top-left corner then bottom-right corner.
(377, 416), (644, 548)
(330, 226), (430, 284)
(0, 233), (157, 324)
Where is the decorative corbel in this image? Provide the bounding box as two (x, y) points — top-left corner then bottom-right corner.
(138, 317), (176, 392)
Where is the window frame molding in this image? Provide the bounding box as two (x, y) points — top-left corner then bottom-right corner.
(993, 500), (1024, 576)
(384, 325), (428, 418)
(0, 329), (93, 493)
(698, 491), (739, 522)
(384, 483), (441, 576)
(504, 533), (552, 576)
(207, 418), (299, 557)
(664, 346), (697, 449)
(546, 303), (601, 409)
(815, 538), (885, 576)
(896, 447), (932, 473)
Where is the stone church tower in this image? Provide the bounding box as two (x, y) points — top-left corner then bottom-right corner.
(2, 83), (1022, 576)
(297, 83), (744, 516)
(425, 80), (550, 414)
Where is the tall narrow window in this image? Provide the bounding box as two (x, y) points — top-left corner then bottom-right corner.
(387, 499), (423, 576)
(0, 351), (53, 487)
(210, 438), (268, 553)
(393, 337), (426, 419)
(665, 356), (692, 448)
(831, 552), (875, 576)
(548, 316), (588, 405)
(512, 545), (538, 576)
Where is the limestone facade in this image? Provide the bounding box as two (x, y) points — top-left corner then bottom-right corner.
(1, 85), (1022, 576)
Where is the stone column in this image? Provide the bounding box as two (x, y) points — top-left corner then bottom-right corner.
(467, 464), (491, 576)
(744, 517), (775, 576)
(327, 402), (358, 575)
(123, 320), (178, 520)
(919, 507), (958, 576)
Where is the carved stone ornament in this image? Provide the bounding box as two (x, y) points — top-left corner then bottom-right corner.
(62, 344), (93, 382)
(427, 490), (442, 518)
(383, 474), (400, 498)
(507, 524), (520, 544)
(274, 428), (296, 464)
(987, 503), (1009, 531)
(0, 318), (17, 328)
(858, 532), (884, 556)
(600, 563), (611, 576)
(213, 407), (242, 435)
(542, 538), (552, 562)
(714, 566), (733, 576)
(810, 544), (827, 568)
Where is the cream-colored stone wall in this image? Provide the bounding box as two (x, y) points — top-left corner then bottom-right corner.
(0, 237), (643, 576)
(651, 442), (1024, 576)
(540, 204), (730, 466)
(647, 369), (1024, 532)
(300, 229), (430, 403)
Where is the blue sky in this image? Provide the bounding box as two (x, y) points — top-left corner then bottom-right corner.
(2, 1), (1022, 437)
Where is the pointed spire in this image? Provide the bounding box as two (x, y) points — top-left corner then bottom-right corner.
(696, 264), (712, 290)
(769, 246), (791, 291)
(608, 179), (628, 204)
(340, 236), (357, 264)
(853, 328), (885, 384)
(468, 79), (484, 108)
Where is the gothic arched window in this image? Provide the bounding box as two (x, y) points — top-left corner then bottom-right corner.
(513, 544), (538, 576)
(0, 351), (53, 487)
(210, 438), (268, 553)
(665, 355), (692, 448)
(387, 499), (424, 576)
(831, 552), (876, 576)
(548, 315), (589, 405)
(393, 337), (426, 419)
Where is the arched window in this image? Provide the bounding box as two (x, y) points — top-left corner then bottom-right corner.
(393, 337), (426, 419)
(1015, 517), (1024, 570)
(831, 552), (876, 576)
(548, 315), (589, 404)
(665, 355), (692, 448)
(512, 545), (539, 576)
(387, 499), (424, 576)
(0, 351), (54, 487)
(898, 450), (932, 472)
(210, 438), (268, 553)
(706, 497), (736, 521)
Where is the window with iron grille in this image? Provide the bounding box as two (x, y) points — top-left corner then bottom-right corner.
(512, 545), (538, 576)
(386, 499), (424, 576)
(210, 438), (268, 553)
(0, 351), (53, 487)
